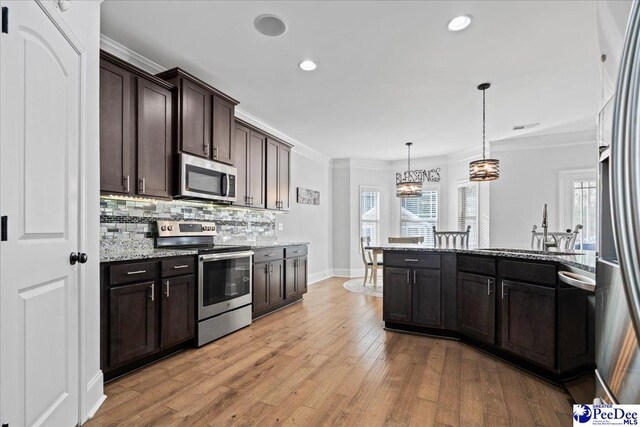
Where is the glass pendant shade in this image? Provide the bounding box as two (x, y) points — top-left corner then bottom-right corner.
(396, 180), (423, 197)
(469, 158), (500, 181)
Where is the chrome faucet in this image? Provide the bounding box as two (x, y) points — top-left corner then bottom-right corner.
(542, 203), (550, 252)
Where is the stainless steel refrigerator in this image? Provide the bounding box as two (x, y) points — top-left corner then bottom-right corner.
(596, 0), (640, 404)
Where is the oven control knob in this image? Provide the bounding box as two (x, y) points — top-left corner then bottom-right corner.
(168, 226), (173, 231)
(161, 226), (166, 231)
(203, 226), (209, 231)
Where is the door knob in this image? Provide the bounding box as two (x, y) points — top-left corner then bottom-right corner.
(70, 252), (88, 265)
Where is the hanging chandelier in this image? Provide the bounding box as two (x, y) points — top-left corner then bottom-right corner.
(469, 83), (500, 181)
(396, 142), (423, 198)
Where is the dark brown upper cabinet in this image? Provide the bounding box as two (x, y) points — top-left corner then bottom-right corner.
(100, 57), (134, 195)
(99, 51), (174, 199)
(156, 68), (238, 165)
(212, 95), (235, 165)
(137, 78), (173, 198)
(266, 138), (292, 210)
(235, 120), (266, 208)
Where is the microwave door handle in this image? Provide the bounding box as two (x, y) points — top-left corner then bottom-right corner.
(221, 174), (228, 197)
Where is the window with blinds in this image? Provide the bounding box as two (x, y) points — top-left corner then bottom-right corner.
(400, 191), (438, 246)
(360, 188), (380, 246)
(572, 179), (596, 250)
(458, 182), (478, 248)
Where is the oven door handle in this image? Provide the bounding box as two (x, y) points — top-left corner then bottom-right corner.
(200, 251), (254, 261)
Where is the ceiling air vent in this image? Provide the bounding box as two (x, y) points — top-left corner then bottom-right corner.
(512, 123), (540, 131)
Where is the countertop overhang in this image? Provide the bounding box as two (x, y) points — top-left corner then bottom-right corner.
(366, 244), (596, 274)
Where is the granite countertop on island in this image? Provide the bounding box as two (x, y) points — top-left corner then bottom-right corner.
(366, 244), (596, 273)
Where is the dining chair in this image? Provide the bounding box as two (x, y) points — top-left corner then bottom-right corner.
(360, 236), (383, 286)
(432, 225), (471, 249)
(531, 224), (583, 252)
(388, 237), (424, 244)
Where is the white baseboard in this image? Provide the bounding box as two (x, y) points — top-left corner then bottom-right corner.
(308, 269), (334, 284)
(331, 268), (370, 278)
(86, 370), (106, 420)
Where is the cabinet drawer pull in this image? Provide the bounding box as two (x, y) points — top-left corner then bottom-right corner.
(173, 265), (189, 269)
(404, 259), (419, 262)
(126, 270), (147, 275)
(149, 283), (154, 301)
(264, 253), (274, 257)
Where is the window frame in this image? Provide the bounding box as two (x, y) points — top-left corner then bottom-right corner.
(399, 187), (440, 245)
(359, 185), (381, 247)
(559, 169), (597, 250)
(457, 180), (479, 249)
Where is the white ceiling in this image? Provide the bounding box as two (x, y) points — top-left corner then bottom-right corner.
(101, 0), (599, 161)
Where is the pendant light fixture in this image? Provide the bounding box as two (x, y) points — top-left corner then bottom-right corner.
(469, 83), (500, 181)
(396, 142), (423, 198)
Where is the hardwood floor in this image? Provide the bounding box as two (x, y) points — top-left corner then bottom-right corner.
(88, 277), (574, 426)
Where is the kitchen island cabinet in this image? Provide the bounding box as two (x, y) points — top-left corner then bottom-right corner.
(378, 248), (594, 381)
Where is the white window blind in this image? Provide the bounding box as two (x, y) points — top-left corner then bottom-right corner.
(458, 183), (478, 248)
(360, 189), (380, 246)
(572, 179), (597, 250)
(400, 191), (438, 246)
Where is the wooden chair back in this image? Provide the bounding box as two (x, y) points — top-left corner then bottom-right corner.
(432, 225), (471, 249)
(531, 224), (583, 252)
(360, 236), (372, 265)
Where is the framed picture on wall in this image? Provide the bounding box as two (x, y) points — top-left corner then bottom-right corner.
(297, 187), (320, 205)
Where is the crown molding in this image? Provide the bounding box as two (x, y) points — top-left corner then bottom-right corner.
(490, 129), (596, 153)
(100, 34), (166, 75)
(235, 109), (330, 166)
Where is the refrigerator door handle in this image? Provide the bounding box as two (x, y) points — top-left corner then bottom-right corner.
(612, 0), (640, 344)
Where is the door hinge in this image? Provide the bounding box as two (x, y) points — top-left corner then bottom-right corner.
(1, 216), (7, 241)
(2, 7), (8, 34)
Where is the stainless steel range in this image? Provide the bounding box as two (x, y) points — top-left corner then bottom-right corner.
(155, 220), (253, 346)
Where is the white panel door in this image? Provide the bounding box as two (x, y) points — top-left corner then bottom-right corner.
(0, 1), (82, 426)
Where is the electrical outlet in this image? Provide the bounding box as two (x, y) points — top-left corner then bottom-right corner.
(278, 223), (284, 231)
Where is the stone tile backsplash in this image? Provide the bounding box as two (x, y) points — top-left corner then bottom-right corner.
(100, 197), (277, 243)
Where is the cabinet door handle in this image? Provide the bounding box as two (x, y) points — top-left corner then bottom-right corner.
(173, 265), (189, 269)
(487, 279), (493, 296)
(250, 196), (254, 205)
(406, 270), (410, 284)
(165, 280), (170, 298)
(139, 177), (146, 194)
(270, 263), (274, 273)
(501, 281), (506, 299)
(213, 146), (218, 158)
(127, 270), (147, 275)
(124, 175), (130, 192)
(149, 283), (154, 301)
(413, 270), (417, 283)
(404, 259), (419, 262)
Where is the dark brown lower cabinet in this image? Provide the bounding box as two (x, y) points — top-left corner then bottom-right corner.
(296, 257), (308, 295)
(161, 275), (195, 347)
(109, 281), (156, 366)
(412, 269), (442, 327)
(458, 272), (496, 344)
(383, 267), (412, 323)
(500, 280), (556, 369)
(268, 260), (284, 307)
(253, 263), (270, 313)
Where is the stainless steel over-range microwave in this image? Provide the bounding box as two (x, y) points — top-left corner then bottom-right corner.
(178, 153), (237, 202)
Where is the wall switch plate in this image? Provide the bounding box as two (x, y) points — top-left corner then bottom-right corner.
(278, 223), (284, 231)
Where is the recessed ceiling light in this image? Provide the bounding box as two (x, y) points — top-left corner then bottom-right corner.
(447, 14), (472, 31)
(299, 60), (317, 71)
(254, 14), (287, 37)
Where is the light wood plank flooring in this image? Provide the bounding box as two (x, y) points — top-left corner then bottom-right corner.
(88, 277), (574, 426)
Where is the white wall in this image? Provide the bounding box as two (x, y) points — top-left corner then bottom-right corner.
(489, 131), (598, 248)
(277, 149), (333, 284)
